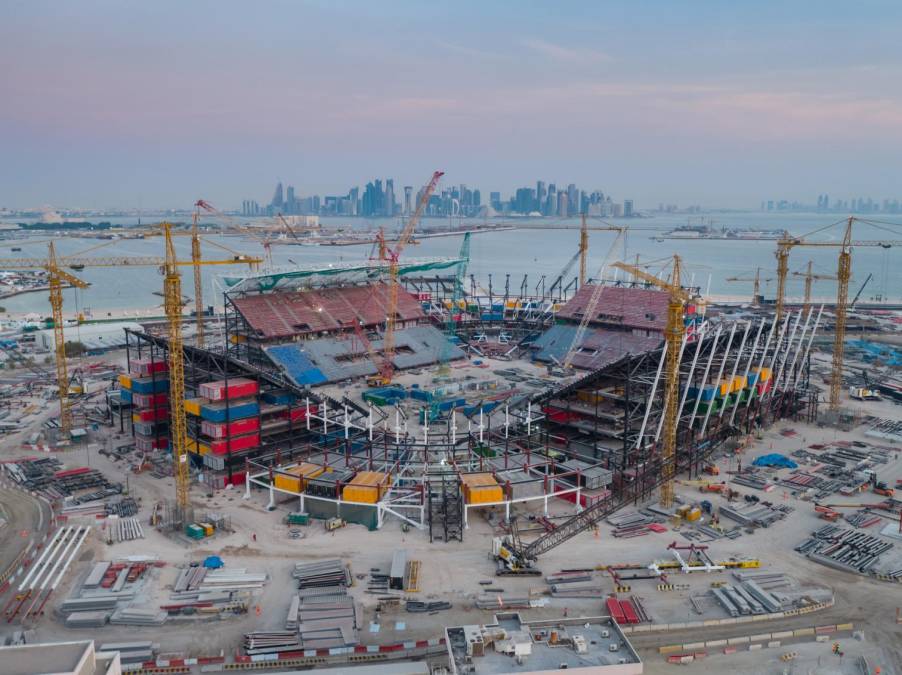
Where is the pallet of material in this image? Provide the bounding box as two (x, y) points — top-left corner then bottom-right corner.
(285, 595), (300, 630)
(59, 596), (120, 614)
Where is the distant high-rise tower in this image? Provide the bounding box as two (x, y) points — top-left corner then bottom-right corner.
(286, 185), (296, 214)
(271, 182), (284, 209)
(385, 179), (396, 217)
(536, 181), (546, 213)
(567, 184), (578, 217)
(404, 186), (413, 215)
(624, 199), (633, 217)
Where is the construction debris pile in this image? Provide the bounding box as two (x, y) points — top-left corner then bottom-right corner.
(245, 559), (358, 655)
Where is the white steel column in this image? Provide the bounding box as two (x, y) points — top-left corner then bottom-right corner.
(700, 322), (737, 436)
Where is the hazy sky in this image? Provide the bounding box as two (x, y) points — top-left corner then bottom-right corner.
(3, 0), (902, 210)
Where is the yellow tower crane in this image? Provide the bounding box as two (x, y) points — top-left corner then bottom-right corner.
(725, 267), (772, 306)
(0, 246), (262, 440)
(379, 170), (444, 384)
(792, 261), (837, 311)
(161, 222), (191, 512)
(611, 256), (691, 509)
(772, 218), (901, 410)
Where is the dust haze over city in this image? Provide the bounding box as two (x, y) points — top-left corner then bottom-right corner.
(1, 3), (902, 675)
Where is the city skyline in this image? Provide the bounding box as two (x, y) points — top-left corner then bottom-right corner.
(4, 2), (902, 209)
(241, 178), (638, 219)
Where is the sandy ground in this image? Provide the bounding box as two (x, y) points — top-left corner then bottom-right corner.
(0, 350), (899, 673)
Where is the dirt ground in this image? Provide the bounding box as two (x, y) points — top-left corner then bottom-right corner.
(0, 350), (900, 673)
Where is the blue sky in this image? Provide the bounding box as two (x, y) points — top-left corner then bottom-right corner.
(3, 0), (902, 209)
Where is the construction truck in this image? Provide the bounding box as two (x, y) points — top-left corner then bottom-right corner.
(849, 386), (881, 401)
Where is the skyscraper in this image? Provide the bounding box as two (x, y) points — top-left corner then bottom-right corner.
(557, 192), (568, 217)
(385, 179), (395, 217)
(271, 182), (284, 210)
(536, 181), (546, 213)
(623, 199), (633, 217)
(567, 184), (578, 217)
(286, 185), (296, 214)
(404, 186), (413, 215)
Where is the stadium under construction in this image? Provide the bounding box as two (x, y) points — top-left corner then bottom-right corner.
(118, 253), (821, 539)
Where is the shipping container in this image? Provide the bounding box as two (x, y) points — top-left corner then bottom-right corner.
(119, 388), (132, 404)
(208, 432), (259, 456)
(129, 376), (169, 395)
(118, 373), (132, 390)
(131, 392), (169, 408)
(184, 398), (203, 416)
(129, 358), (169, 377)
(262, 389), (296, 405)
(198, 377), (259, 402)
(460, 472), (503, 504)
(135, 436), (168, 453)
(132, 407), (169, 423)
(133, 420), (167, 436)
(273, 463), (326, 493)
(342, 471), (390, 504)
(199, 399), (259, 423)
(201, 417), (260, 439)
(186, 438), (210, 456)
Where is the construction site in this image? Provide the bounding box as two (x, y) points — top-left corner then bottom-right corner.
(1, 175), (902, 675)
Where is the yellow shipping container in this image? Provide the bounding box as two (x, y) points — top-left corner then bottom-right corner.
(685, 507), (702, 522)
(464, 485), (504, 504)
(755, 367), (772, 382)
(342, 471), (389, 503)
(732, 375), (748, 391)
(118, 373), (132, 389)
(274, 463), (325, 493)
(184, 398), (202, 416)
(199, 522), (214, 536)
(717, 381), (731, 397)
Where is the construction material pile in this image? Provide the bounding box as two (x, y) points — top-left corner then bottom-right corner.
(248, 560), (359, 655)
(719, 502), (792, 528)
(710, 579), (785, 617)
(4, 458), (122, 500)
(797, 525), (895, 575)
(112, 517), (144, 542)
(59, 557), (161, 626)
(291, 559), (351, 589)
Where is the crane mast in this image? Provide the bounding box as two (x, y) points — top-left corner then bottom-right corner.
(191, 202), (205, 348)
(162, 222), (191, 513)
(830, 218), (853, 411)
(611, 257), (690, 509)
(380, 170), (443, 383)
(47, 242), (90, 437)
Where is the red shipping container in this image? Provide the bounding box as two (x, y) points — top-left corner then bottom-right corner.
(199, 377), (259, 402)
(133, 406), (169, 422)
(605, 597), (626, 624)
(209, 432), (259, 455)
(132, 392), (169, 408)
(229, 471), (247, 486)
(130, 358), (169, 377)
(283, 405), (318, 422)
(201, 417), (260, 439)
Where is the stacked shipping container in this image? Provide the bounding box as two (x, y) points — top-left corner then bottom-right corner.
(121, 358), (170, 453)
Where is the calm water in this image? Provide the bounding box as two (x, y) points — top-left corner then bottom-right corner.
(1, 211), (899, 316)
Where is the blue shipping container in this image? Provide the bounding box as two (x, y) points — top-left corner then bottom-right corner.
(200, 400), (259, 422)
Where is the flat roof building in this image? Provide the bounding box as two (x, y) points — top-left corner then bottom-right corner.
(445, 613), (642, 674)
(0, 640), (121, 675)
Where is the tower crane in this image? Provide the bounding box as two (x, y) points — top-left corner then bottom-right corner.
(772, 218), (901, 410)
(725, 267), (771, 306)
(792, 261), (837, 311)
(161, 222), (191, 513)
(560, 228), (627, 371)
(377, 170), (444, 384)
(0, 247), (262, 439)
(611, 256), (690, 510)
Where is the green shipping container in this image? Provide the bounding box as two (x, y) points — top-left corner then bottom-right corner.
(287, 512), (310, 525)
(185, 524), (205, 539)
